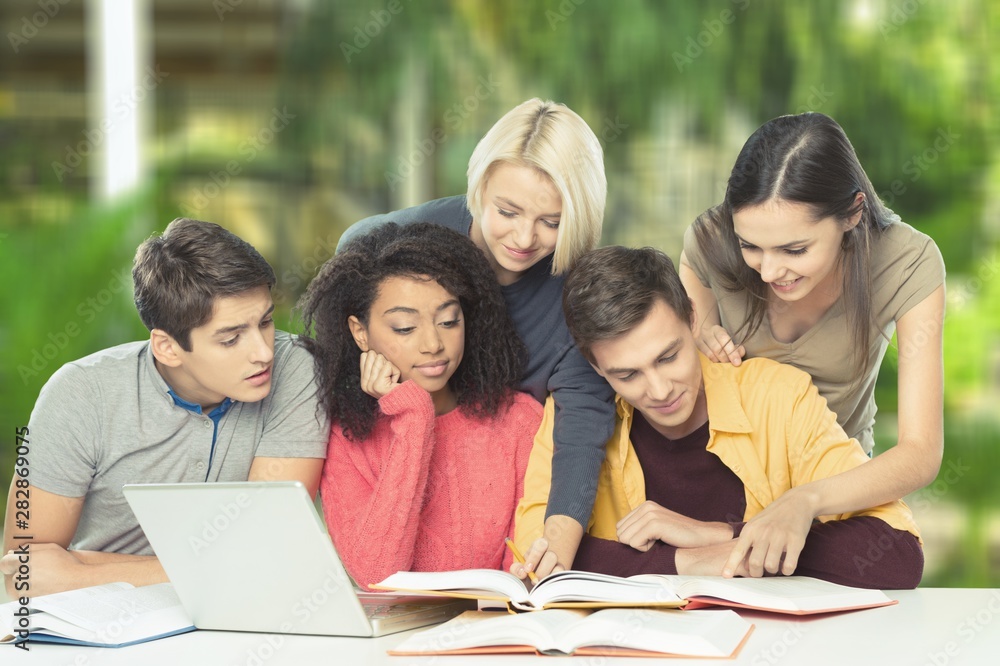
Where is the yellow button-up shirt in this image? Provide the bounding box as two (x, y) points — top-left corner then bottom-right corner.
(515, 354), (920, 551)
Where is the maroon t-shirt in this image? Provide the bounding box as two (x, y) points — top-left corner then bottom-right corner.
(571, 412), (923, 589)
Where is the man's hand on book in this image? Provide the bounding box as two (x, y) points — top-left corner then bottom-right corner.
(722, 486), (817, 578)
(616, 501), (733, 551)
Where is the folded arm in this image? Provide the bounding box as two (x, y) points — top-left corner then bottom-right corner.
(571, 513), (920, 589)
(2, 483), (167, 598)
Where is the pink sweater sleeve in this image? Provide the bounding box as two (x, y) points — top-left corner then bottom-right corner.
(320, 381), (437, 589)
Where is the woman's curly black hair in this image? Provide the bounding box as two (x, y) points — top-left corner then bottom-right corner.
(297, 222), (526, 442)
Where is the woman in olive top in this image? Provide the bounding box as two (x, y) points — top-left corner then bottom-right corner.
(680, 112), (945, 578)
(336, 99), (615, 574)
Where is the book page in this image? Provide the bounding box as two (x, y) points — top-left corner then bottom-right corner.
(28, 582), (135, 631)
(17, 613), (87, 640)
(560, 608), (750, 657)
(32, 583), (184, 631)
(659, 575), (890, 612)
(529, 570), (683, 608)
(374, 569), (530, 603)
(392, 608), (751, 657)
(29, 583), (192, 645)
(392, 609), (588, 653)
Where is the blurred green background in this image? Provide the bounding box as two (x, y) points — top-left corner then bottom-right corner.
(1, 0), (997, 588)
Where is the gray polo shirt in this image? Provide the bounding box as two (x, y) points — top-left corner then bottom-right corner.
(26, 331), (328, 555)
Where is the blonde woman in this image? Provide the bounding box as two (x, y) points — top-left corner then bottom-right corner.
(337, 99), (614, 574)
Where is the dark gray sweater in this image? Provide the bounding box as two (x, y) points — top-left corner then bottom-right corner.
(337, 196), (615, 525)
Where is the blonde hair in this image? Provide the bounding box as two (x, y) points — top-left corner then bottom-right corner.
(466, 99), (606, 275)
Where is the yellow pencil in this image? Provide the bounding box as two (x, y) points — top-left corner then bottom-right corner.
(504, 537), (539, 584)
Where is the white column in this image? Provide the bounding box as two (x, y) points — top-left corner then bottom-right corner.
(86, 0), (151, 200)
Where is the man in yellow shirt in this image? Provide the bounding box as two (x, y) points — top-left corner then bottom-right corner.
(513, 246), (922, 588)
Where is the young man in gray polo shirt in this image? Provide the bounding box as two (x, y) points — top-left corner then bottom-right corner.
(2, 218), (329, 597)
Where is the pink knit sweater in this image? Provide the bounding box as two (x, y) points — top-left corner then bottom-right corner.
(320, 380), (543, 590)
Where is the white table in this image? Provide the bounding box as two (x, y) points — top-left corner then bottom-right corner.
(6, 588), (999, 665)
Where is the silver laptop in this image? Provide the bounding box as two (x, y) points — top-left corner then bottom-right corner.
(122, 481), (473, 637)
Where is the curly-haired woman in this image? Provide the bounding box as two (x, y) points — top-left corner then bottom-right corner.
(298, 222), (542, 589)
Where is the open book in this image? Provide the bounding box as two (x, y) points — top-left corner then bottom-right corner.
(389, 608), (753, 658)
(1, 582), (195, 648)
(374, 569), (896, 615)
(374, 569), (686, 611)
(654, 575), (897, 614)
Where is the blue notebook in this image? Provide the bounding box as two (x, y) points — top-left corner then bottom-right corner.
(2, 582), (195, 648)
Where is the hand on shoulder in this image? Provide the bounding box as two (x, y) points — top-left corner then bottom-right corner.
(696, 325), (745, 366)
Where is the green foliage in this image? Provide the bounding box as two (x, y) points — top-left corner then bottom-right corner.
(915, 415), (1000, 587)
(2, 0), (998, 588)
(941, 243), (1000, 408)
(0, 190), (155, 497)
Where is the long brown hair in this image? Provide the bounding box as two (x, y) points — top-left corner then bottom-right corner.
(693, 113), (897, 377)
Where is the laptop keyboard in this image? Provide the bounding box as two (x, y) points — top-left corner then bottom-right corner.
(363, 602), (445, 620)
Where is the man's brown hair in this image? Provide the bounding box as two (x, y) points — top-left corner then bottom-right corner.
(563, 246), (693, 363)
(132, 218), (275, 350)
